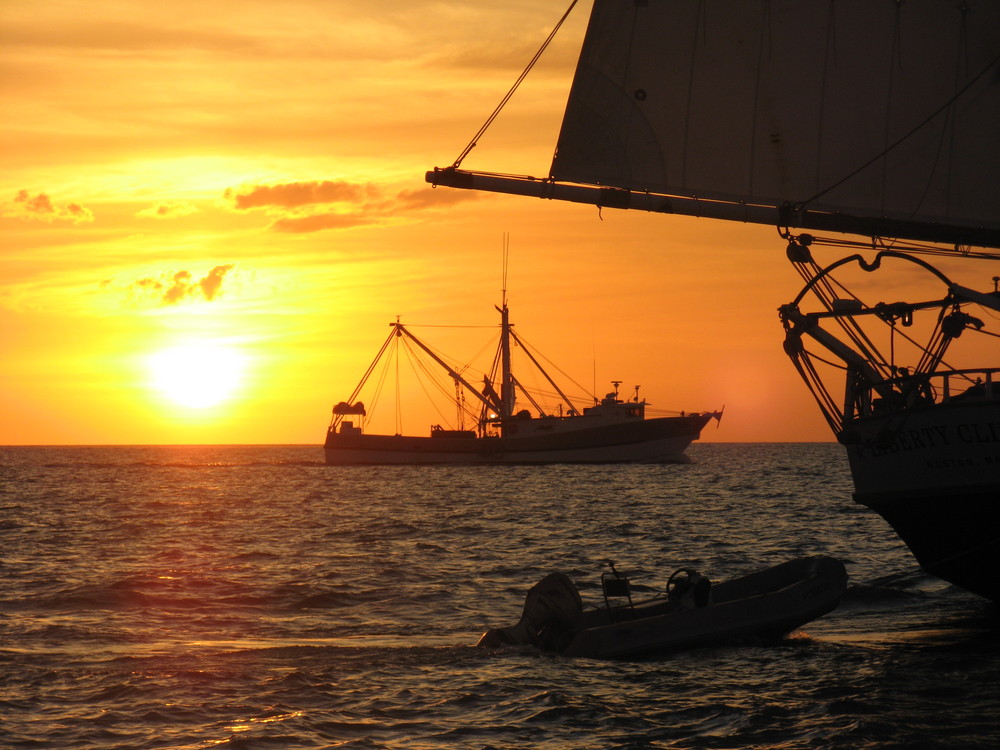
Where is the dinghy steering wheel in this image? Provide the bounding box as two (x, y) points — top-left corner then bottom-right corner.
(667, 568), (697, 599)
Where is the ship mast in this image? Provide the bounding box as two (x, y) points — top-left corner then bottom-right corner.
(499, 233), (515, 419)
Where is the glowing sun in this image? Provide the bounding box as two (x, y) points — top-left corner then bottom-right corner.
(148, 343), (246, 408)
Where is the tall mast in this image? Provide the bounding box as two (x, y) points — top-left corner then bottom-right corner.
(499, 233), (515, 418)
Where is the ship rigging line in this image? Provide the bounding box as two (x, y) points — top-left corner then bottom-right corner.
(451, 0), (580, 169)
(782, 228), (1000, 260)
(795, 50), (1000, 217)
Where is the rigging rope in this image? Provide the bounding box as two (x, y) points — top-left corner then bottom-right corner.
(796, 50), (1000, 212)
(451, 0), (580, 169)
(400, 336), (475, 430)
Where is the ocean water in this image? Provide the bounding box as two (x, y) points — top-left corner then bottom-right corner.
(1, 443), (997, 749)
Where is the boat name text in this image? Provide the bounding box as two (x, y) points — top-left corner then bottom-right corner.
(854, 420), (1000, 460)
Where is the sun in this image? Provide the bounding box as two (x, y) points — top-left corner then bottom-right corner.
(147, 343), (247, 408)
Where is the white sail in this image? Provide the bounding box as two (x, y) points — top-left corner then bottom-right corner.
(429, 0), (1000, 248)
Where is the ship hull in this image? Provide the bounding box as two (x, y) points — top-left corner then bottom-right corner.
(324, 414), (713, 465)
(842, 400), (1000, 601)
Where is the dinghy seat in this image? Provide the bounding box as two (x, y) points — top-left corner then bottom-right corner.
(601, 561), (634, 621)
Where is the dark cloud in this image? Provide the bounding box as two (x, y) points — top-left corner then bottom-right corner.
(5, 190), (94, 223)
(224, 180), (479, 234)
(129, 265), (235, 306)
(397, 186), (479, 210)
(17, 190), (54, 214)
(136, 202), (198, 219)
(198, 265), (232, 300)
(226, 180), (376, 209)
(163, 271), (193, 304)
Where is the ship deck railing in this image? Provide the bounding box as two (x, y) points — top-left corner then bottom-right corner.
(851, 367), (999, 420)
(935, 367), (1000, 403)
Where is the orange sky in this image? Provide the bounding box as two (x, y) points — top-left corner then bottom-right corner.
(2, 1), (996, 446)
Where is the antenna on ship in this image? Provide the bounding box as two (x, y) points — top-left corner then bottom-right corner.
(501, 232), (509, 309)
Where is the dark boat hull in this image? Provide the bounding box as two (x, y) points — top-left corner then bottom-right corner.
(478, 557), (848, 660)
(324, 414), (714, 465)
(565, 557), (847, 659)
(842, 400), (1000, 601)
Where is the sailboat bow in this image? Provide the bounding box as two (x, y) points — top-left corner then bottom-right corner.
(423, 1), (1000, 599)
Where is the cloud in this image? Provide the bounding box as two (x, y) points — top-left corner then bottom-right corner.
(3, 190), (94, 224)
(18, 191), (54, 214)
(198, 264), (232, 300)
(136, 201), (198, 219)
(224, 180), (479, 234)
(163, 271), (193, 304)
(3, 19), (265, 56)
(226, 180), (377, 209)
(127, 264), (236, 306)
(397, 186), (480, 210)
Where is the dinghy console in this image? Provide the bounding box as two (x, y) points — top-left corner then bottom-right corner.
(667, 568), (713, 608)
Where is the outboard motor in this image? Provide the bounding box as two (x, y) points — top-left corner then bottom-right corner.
(478, 572), (582, 652)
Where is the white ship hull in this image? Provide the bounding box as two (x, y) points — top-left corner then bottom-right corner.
(325, 415), (713, 465)
(844, 401), (1000, 495)
(843, 400), (1000, 600)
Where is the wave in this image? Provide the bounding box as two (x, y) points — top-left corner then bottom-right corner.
(34, 459), (328, 470)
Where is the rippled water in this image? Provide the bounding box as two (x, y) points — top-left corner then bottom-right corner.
(2, 444), (998, 748)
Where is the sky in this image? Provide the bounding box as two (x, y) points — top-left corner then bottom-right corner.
(2, 0), (995, 446)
